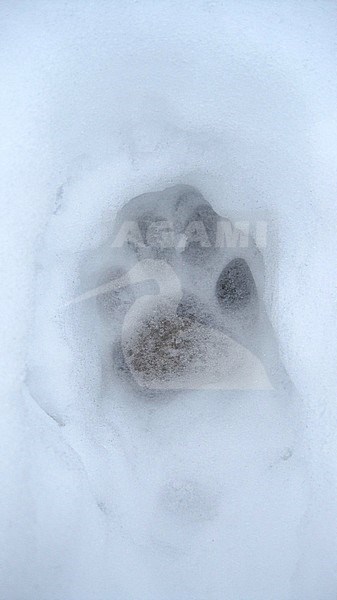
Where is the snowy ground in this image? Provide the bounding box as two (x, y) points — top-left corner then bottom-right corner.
(1, 2), (337, 599)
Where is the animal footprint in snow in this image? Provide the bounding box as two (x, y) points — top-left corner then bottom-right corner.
(75, 185), (287, 392)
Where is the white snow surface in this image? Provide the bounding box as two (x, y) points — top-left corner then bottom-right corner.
(1, 2), (337, 599)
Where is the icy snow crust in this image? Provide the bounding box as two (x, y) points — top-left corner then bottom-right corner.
(1, 2), (337, 600)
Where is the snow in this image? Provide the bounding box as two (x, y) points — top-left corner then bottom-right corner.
(1, 1), (337, 599)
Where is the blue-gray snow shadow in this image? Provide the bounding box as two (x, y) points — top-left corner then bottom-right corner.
(28, 184), (306, 600)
